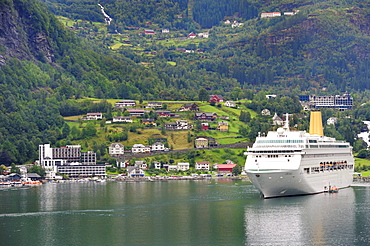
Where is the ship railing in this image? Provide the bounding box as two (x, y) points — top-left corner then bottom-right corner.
(253, 144), (304, 149)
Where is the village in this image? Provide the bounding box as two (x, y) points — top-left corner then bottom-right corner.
(0, 92), (355, 185)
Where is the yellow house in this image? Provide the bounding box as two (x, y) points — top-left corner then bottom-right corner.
(195, 137), (208, 149)
(217, 121), (228, 132)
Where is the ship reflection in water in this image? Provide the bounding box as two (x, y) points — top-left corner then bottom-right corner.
(243, 187), (363, 245)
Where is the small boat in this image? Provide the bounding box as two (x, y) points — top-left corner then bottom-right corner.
(329, 186), (338, 193)
(0, 181), (11, 186)
(21, 178), (42, 186)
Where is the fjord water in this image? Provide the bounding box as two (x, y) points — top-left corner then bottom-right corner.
(1, 180), (369, 246)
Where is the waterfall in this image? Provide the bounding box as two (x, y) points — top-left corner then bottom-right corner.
(98, 4), (112, 25)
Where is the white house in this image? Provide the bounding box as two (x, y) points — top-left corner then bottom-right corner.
(152, 142), (165, 151)
(113, 116), (133, 123)
(272, 113), (284, 126)
(85, 113), (103, 120)
(109, 143), (124, 156)
(153, 161), (162, 169)
(231, 21), (244, 28)
(127, 166), (145, 177)
(224, 101), (236, 108)
(266, 94), (277, 99)
(131, 144), (151, 153)
(135, 161), (147, 169)
(177, 120), (191, 130)
(126, 108), (146, 116)
(261, 109), (271, 116)
(167, 165), (178, 171)
(327, 117), (338, 125)
(195, 161), (210, 171)
(177, 162), (190, 171)
(197, 32), (209, 38)
(162, 29), (169, 33)
(261, 12), (281, 18)
(116, 159), (128, 168)
(115, 100), (136, 107)
(146, 102), (163, 108)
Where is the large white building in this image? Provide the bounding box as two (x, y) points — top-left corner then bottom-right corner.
(38, 144), (103, 179)
(299, 93), (353, 111)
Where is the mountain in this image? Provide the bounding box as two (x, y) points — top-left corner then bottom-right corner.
(0, 0), (164, 164)
(39, 0), (370, 93)
(0, 0), (370, 164)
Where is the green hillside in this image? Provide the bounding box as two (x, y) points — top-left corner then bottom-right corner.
(0, 0), (370, 166)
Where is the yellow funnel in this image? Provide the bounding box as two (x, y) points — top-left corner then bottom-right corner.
(309, 111), (324, 136)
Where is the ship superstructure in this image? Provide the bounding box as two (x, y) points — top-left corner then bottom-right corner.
(245, 112), (354, 198)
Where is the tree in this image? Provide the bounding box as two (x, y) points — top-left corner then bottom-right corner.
(198, 88), (209, 102)
(100, 118), (106, 127)
(82, 122), (97, 138)
(187, 131), (192, 143)
(61, 123), (70, 139)
(353, 139), (368, 152)
(71, 126), (81, 139)
(0, 151), (13, 166)
(161, 125), (167, 135)
(195, 120), (202, 131)
(29, 165), (46, 178)
(0, 165), (8, 175)
(10, 163), (20, 174)
(232, 165), (241, 176)
(239, 111), (251, 122)
(357, 149), (369, 159)
(239, 126), (248, 137)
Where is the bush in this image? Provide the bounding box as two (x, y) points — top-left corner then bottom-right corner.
(357, 149), (369, 159)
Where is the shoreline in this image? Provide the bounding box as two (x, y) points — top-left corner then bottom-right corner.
(46, 176), (251, 183)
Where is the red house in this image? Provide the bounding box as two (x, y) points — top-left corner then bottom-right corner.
(201, 123), (209, 131)
(144, 29), (155, 34)
(188, 32), (196, 39)
(208, 95), (224, 103)
(217, 164), (236, 173)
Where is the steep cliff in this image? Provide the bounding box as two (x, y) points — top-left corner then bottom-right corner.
(0, 0), (75, 65)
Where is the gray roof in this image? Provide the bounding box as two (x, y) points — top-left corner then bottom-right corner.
(26, 173), (41, 178)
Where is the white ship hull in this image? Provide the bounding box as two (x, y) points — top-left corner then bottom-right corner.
(247, 168), (353, 198)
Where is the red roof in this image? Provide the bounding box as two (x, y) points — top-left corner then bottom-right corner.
(218, 164), (236, 169)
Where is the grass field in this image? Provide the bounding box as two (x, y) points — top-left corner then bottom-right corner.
(354, 157), (370, 177)
(61, 98), (255, 166)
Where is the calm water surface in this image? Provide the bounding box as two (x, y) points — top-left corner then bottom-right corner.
(0, 180), (369, 246)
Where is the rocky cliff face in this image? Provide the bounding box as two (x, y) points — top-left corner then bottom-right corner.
(260, 7), (370, 60)
(0, 0), (55, 65)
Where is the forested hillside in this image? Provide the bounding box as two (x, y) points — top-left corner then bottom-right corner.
(0, 0), (370, 164)
(40, 0), (370, 93)
(0, 0), (165, 164)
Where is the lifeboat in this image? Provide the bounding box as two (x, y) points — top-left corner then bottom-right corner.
(329, 186), (338, 193)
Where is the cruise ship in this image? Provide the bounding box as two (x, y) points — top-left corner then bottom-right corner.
(245, 111), (354, 198)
